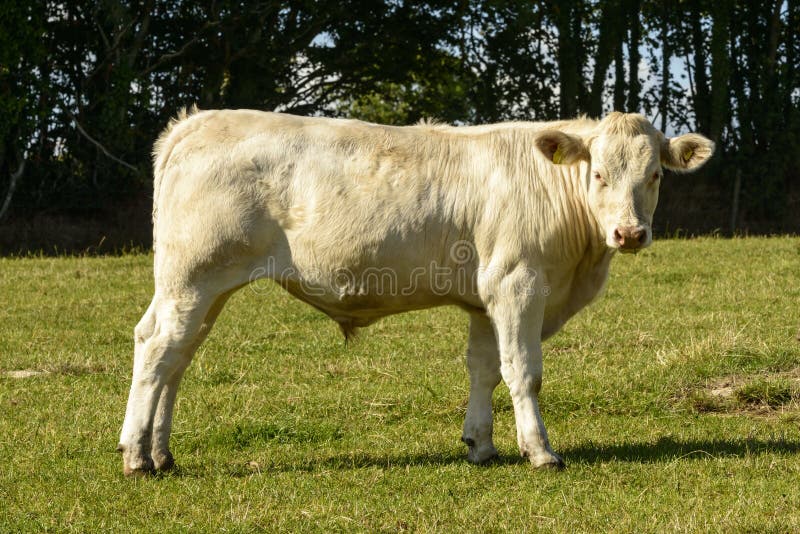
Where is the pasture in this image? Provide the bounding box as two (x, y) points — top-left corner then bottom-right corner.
(1, 237), (799, 532)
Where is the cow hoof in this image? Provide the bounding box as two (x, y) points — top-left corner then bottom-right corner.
(123, 460), (155, 477)
(119, 444), (155, 476)
(466, 445), (499, 465)
(462, 436), (498, 464)
(530, 452), (565, 470)
(152, 450), (175, 472)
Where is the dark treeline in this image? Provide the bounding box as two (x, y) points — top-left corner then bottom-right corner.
(1, 1), (799, 252)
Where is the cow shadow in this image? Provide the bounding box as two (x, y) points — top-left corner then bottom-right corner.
(156, 435), (800, 478)
(217, 435), (800, 476)
(560, 436), (800, 464)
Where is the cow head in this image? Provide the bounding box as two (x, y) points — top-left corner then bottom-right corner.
(535, 112), (715, 253)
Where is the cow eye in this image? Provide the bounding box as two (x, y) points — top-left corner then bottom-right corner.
(651, 172), (661, 184)
(593, 172), (606, 186)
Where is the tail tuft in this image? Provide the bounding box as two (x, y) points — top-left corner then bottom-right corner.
(337, 320), (360, 345)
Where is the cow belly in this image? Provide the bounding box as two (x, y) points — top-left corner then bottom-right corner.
(278, 277), (464, 328)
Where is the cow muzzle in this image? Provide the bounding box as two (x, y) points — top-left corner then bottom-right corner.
(612, 225), (648, 253)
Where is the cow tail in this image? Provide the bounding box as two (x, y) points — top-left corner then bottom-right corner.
(150, 104), (199, 249)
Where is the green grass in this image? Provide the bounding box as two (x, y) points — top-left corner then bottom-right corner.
(1, 237), (800, 532)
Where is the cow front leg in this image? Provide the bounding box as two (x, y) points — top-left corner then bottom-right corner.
(149, 291), (234, 471)
(461, 313), (502, 463)
(487, 277), (563, 469)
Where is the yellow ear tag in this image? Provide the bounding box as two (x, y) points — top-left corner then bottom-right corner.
(682, 148), (694, 162)
(553, 146), (564, 164)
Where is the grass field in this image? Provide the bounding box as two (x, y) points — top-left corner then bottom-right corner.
(1, 237), (799, 532)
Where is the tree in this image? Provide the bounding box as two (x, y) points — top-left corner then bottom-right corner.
(0, 1), (45, 220)
(2, 0), (800, 246)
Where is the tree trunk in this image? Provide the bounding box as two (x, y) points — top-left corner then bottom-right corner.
(659, 0), (671, 132)
(729, 3), (751, 154)
(588, 0), (621, 117)
(573, 1), (588, 113)
(709, 0), (731, 144)
(0, 157), (25, 222)
(555, 3), (578, 117)
(729, 169), (741, 234)
(689, 0), (711, 134)
(613, 30), (626, 110)
(626, 0), (641, 112)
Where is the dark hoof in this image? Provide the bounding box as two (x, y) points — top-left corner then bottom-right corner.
(473, 451), (499, 465)
(119, 444), (156, 477)
(536, 458), (566, 470)
(463, 436), (499, 464)
(153, 452), (175, 472)
(123, 463), (155, 477)
(528, 451), (566, 470)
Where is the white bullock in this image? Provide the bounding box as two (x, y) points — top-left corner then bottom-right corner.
(118, 109), (714, 475)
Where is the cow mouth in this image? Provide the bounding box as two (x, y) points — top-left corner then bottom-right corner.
(608, 239), (649, 254)
(618, 240), (648, 253)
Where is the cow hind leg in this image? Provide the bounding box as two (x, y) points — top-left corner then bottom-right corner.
(117, 298), (159, 472)
(461, 313), (502, 464)
(149, 290), (236, 471)
(118, 290), (222, 476)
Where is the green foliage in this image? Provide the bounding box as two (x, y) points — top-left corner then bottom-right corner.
(1, 1), (799, 235)
(0, 2), (45, 172)
(346, 53), (471, 125)
(346, 83), (416, 125)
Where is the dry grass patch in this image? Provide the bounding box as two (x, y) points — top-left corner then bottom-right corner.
(4, 370), (48, 379)
(682, 369), (800, 415)
(3, 363), (111, 378)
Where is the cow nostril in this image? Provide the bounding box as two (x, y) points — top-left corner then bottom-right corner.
(614, 226), (647, 249)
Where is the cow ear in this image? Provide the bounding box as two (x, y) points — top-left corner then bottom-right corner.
(534, 130), (590, 165)
(661, 133), (715, 172)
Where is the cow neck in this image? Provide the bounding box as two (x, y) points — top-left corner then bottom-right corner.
(537, 161), (606, 265)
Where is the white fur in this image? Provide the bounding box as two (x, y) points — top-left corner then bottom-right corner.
(118, 109), (714, 474)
